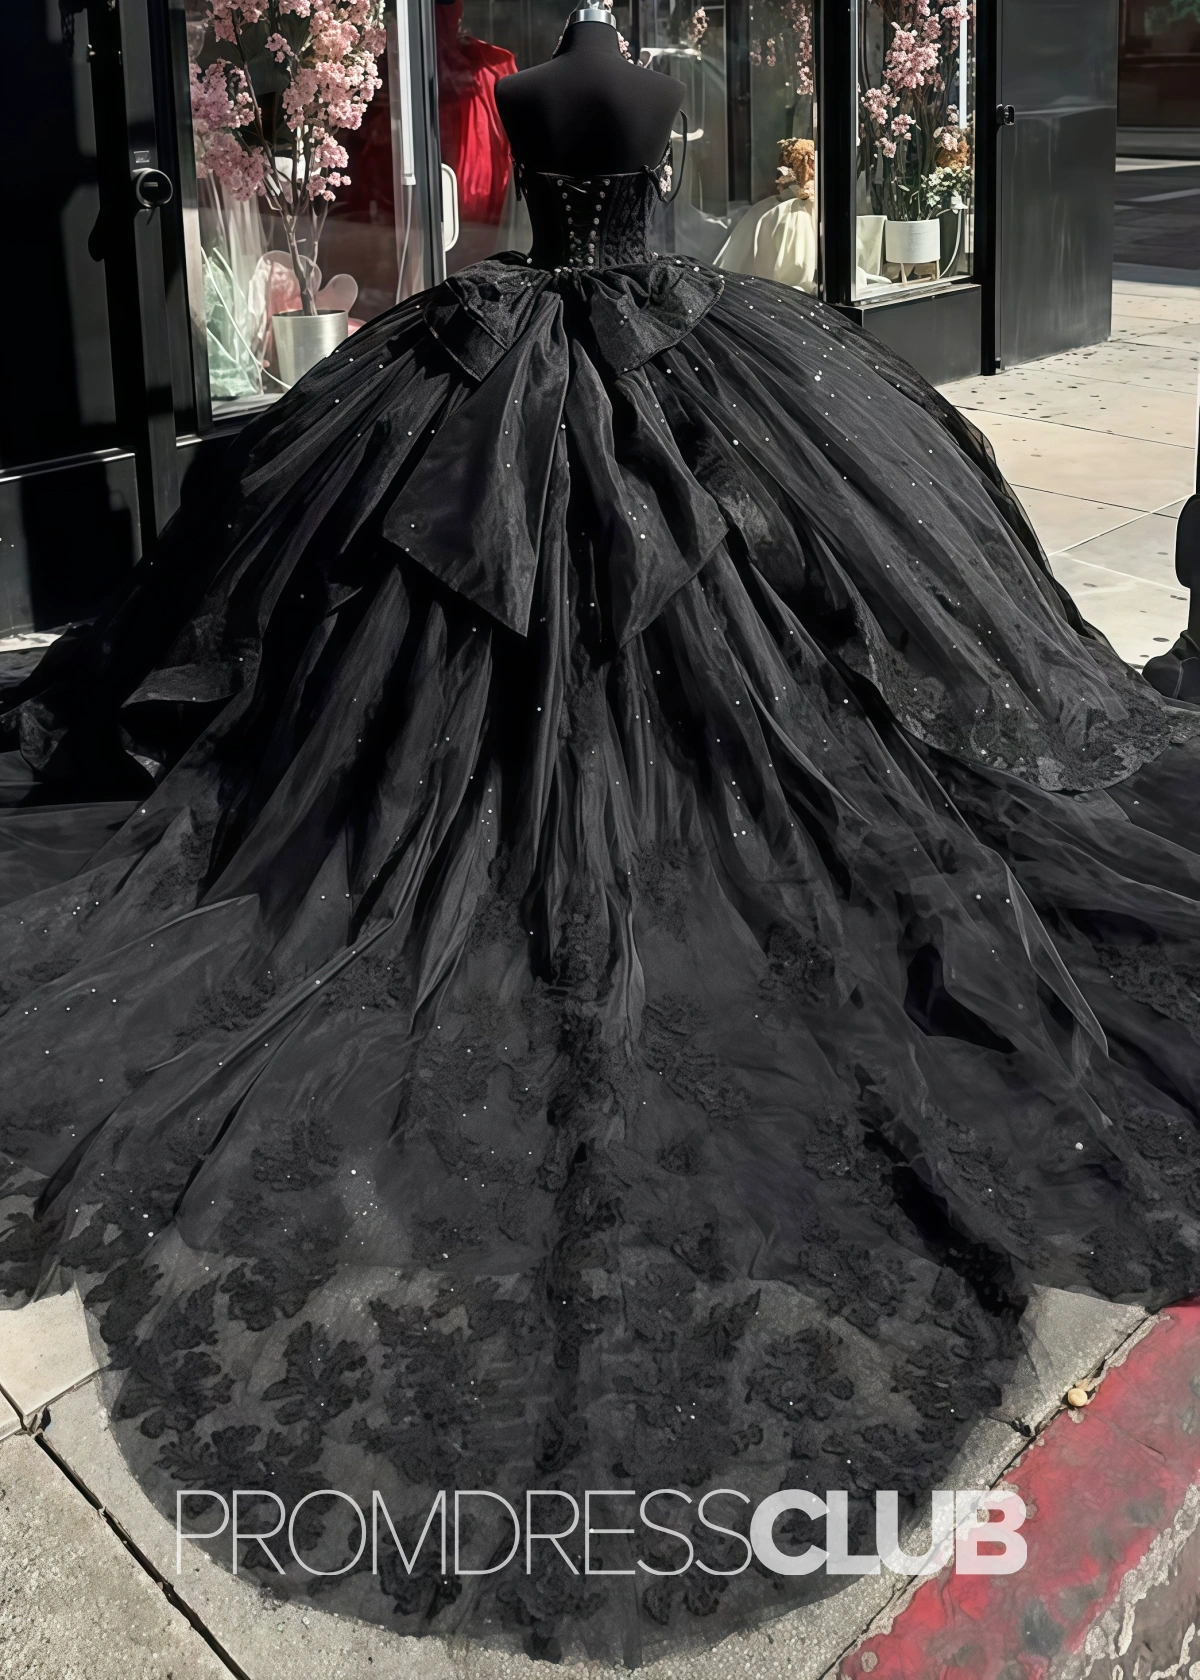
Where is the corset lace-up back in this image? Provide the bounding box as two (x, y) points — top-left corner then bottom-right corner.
(517, 161), (666, 269)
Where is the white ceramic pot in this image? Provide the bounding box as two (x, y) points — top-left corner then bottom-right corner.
(884, 218), (941, 267)
(272, 309), (348, 387)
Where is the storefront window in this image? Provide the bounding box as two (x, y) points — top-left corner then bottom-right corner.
(1119, 0), (1200, 129)
(641, 0), (733, 265)
(179, 0), (432, 421)
(436, 0), (818, 285)
(176, 0), (828, 421)
(705, 0), (820, 290)
(438, 0), (735, 273)
(439, 0), (558, 275)
(854, 0), (975, 302)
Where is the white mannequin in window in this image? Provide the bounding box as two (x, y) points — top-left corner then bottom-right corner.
(715, 137), (818, 293)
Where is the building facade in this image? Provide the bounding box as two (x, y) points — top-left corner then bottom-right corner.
(2, 0), (1119, 636)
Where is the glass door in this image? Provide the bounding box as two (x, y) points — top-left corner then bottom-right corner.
(173, 0), (437, 424)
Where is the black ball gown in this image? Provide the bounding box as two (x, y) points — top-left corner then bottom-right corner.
(3, 154), (1200, 1666)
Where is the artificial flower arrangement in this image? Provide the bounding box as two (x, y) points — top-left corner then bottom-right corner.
(924, 154), (974, 216)
(859, 0), (973, 224)
(189, 0), (386, 316)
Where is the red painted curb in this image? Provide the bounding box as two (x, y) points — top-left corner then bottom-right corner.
(840, 1303), (1200, 1679)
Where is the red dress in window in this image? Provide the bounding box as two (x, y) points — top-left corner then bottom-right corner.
(436, 0), (517, 227)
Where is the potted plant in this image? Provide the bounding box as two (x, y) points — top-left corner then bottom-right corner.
(189, 0), (386, 385)
(859, 0), (973, 281)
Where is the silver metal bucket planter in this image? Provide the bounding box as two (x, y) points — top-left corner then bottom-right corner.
(272, 309), (348, 387)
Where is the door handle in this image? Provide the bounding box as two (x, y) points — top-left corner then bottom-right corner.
(996, 104), (1016, 128)
(440, 163), (460, 253)
(132, 167), (174, 209)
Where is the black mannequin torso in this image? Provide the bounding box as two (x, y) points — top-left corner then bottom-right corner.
(494, 19), (684, 176)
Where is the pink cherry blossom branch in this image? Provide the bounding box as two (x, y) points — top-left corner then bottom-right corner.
(190, 0), (382, 314)
(858, 0), (974, 220)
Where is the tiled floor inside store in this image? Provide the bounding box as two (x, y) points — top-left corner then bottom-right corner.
(0, 263), (1198, 1678)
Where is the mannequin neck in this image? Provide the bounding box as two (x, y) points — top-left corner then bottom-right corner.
(555, 19), (624, 57)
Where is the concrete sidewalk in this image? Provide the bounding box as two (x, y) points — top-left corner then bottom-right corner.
(0, 1282), (1153, 1680)
(939, 264), (1200, 669)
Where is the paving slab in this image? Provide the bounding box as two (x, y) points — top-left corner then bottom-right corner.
(0, 1288), (99, 1421)
(1046, 553), (1185, 665)
(40, 1380), (463, 1680)
(1025, 383), (1199, 448)
(941, 368), (1099, 422)
(1112, 319), (1200, 349)
(959, 411), (1195, 511)
(998, 487), (1148, 552)
(0, 1430), (231, 1680)
(949, 374), (1198, 447)
(1108, 291), (1200, 323)
(1051, 510), (1185, 592)
(1023, 339), (1199, 394)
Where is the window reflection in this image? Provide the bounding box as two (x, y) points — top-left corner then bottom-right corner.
(1119, 0), (1200, 129)
(174, 0), (856, 424)
(854, 0), (975, 301)
(711, 0), (820, 289)
(641, 3), (732, 264)
(181, 0), (428, 420)
(440, 0), (818, 283)
(440, 0), (520, 270)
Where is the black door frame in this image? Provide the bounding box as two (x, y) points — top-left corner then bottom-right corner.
(85, 0), (449, 531)
(85, 0), (187, 541)
(420, 0), (449, 289)
(976, 0), (1001, 374)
